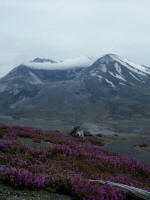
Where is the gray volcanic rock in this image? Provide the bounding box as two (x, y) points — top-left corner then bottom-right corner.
(32, 57), (57, 63)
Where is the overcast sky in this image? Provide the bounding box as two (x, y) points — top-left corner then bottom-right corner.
(0, 0), (150, 76)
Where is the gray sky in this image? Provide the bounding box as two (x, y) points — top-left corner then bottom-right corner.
(0, 0), (150, 76)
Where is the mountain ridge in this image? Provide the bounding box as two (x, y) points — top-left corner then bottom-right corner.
(1, 54), (150, 134)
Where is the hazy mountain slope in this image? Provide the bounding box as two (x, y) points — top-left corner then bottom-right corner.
(1, 54), (150, 134)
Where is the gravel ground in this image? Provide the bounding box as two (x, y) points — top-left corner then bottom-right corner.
(0, 184), (72, 200)
(103, 137), (150, 165)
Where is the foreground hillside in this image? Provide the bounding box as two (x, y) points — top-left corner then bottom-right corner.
(0, 123), (150, 200)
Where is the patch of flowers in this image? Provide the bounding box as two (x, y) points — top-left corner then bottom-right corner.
(0, 123), (150, 199)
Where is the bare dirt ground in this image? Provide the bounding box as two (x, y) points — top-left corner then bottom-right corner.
(87, 133), (150, 166)
(101, 135), (150, 166)
(0, 184), (71, 200)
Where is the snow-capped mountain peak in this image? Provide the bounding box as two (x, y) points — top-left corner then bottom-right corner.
(99, 54), (150, 76)
(86, 54), (150, 88)
(91, 53), (150, 76)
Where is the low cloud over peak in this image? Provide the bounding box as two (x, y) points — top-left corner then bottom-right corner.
(24, 56), (94, 70)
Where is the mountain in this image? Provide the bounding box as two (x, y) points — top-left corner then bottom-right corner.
(1, 54), (150, 134)
(31, 57), (57, 63)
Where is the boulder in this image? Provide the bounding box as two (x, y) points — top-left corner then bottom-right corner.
(70, 126), (92, 137)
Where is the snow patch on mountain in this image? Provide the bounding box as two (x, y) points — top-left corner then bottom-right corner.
(97, 75), (102, 80)
(105, 79), (116, 88)
(129, 72), (140, 81)
(115, 73), (126, 82)
(109, 72), (126, 82)
(114, 62), (122, 74)
(100, 64), (107, 72)
(29, 72), (42, 84)
(108, 54), (150, 76)
(119, 82), (126, 86)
